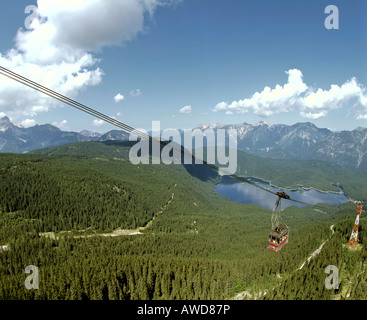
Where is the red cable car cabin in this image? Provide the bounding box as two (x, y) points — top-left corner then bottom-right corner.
(267, 192), (290, 253)
(267, 224), (289, 253)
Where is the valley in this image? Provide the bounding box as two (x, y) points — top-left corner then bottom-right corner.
(0, 141), (366, 300)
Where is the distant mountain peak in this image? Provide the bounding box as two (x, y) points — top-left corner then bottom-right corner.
(253, 121), (271, 127)
(197, 123), (222, 130)
(0, 116), (14, 132)
(295, 121), (317, 128)
(0, 117), (128, 153)
(80, 129), (102, 138)
(0, 116), (10, 122)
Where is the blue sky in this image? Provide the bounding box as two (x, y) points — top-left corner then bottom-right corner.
(0, 0), (366, 132)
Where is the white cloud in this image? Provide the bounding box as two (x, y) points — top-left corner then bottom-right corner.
(93, 119), (105, 127)
(0, 0), (178, 121)
(130, 88), (142, 97)
(299, 111), (327, 120)
(213, 69), (367, 120)
(0, 31), (103, 120)
(213, 69), (308, 116)
(302, 78), (365, 117)
(33, 0), (166, 54)
(114, 93), (125, 103)
(179, 105), (192, 114)
(26, 105), (49, 117)
(52, 120), (68, 130)
(20, 119), (36, 128)
(214, 102), (229, 112)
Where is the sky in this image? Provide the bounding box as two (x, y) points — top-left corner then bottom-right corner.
(0, 0), (366, 133)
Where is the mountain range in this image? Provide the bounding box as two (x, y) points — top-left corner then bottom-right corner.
(1, 116), (367, 171)
(196, 121), (367, 170)
(0, 116), (129, 154)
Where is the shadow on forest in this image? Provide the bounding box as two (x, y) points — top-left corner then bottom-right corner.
(102, 140), (219, 182)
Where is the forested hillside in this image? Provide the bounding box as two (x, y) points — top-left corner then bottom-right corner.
(264, 216), (367, 300)
(234, 150), (367, 201)
(0, 141), (365, 300)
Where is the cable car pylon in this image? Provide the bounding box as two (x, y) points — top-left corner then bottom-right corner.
(347, 204), (363, 251)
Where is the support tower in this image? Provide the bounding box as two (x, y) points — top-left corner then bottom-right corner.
(347, 205), (363, 251)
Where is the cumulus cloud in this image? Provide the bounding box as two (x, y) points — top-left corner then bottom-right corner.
(179, 105), (192, 114)
(20, 119), (36, 128)
(300, 77), (367, 119)
(52, 119), (68, 130)
(213, 69), (367, 120)
(114, 93), (125, 103)
(93, 119), (105, 127)
(0, 0), (178, 122)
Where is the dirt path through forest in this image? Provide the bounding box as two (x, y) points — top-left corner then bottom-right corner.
(233, 224), (335, 300)
(39, 184), (176, 240)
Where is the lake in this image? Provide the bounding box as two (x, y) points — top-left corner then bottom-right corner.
(215, 179), (348, 210)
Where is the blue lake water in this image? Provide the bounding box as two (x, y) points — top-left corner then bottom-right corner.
(215, 180), (348, 210)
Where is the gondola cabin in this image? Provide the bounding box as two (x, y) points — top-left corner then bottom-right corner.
(267, 224), (289, 253)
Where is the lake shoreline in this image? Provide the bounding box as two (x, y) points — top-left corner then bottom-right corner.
(215, 176), (348, 209)
(219, 175), (345, 195)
